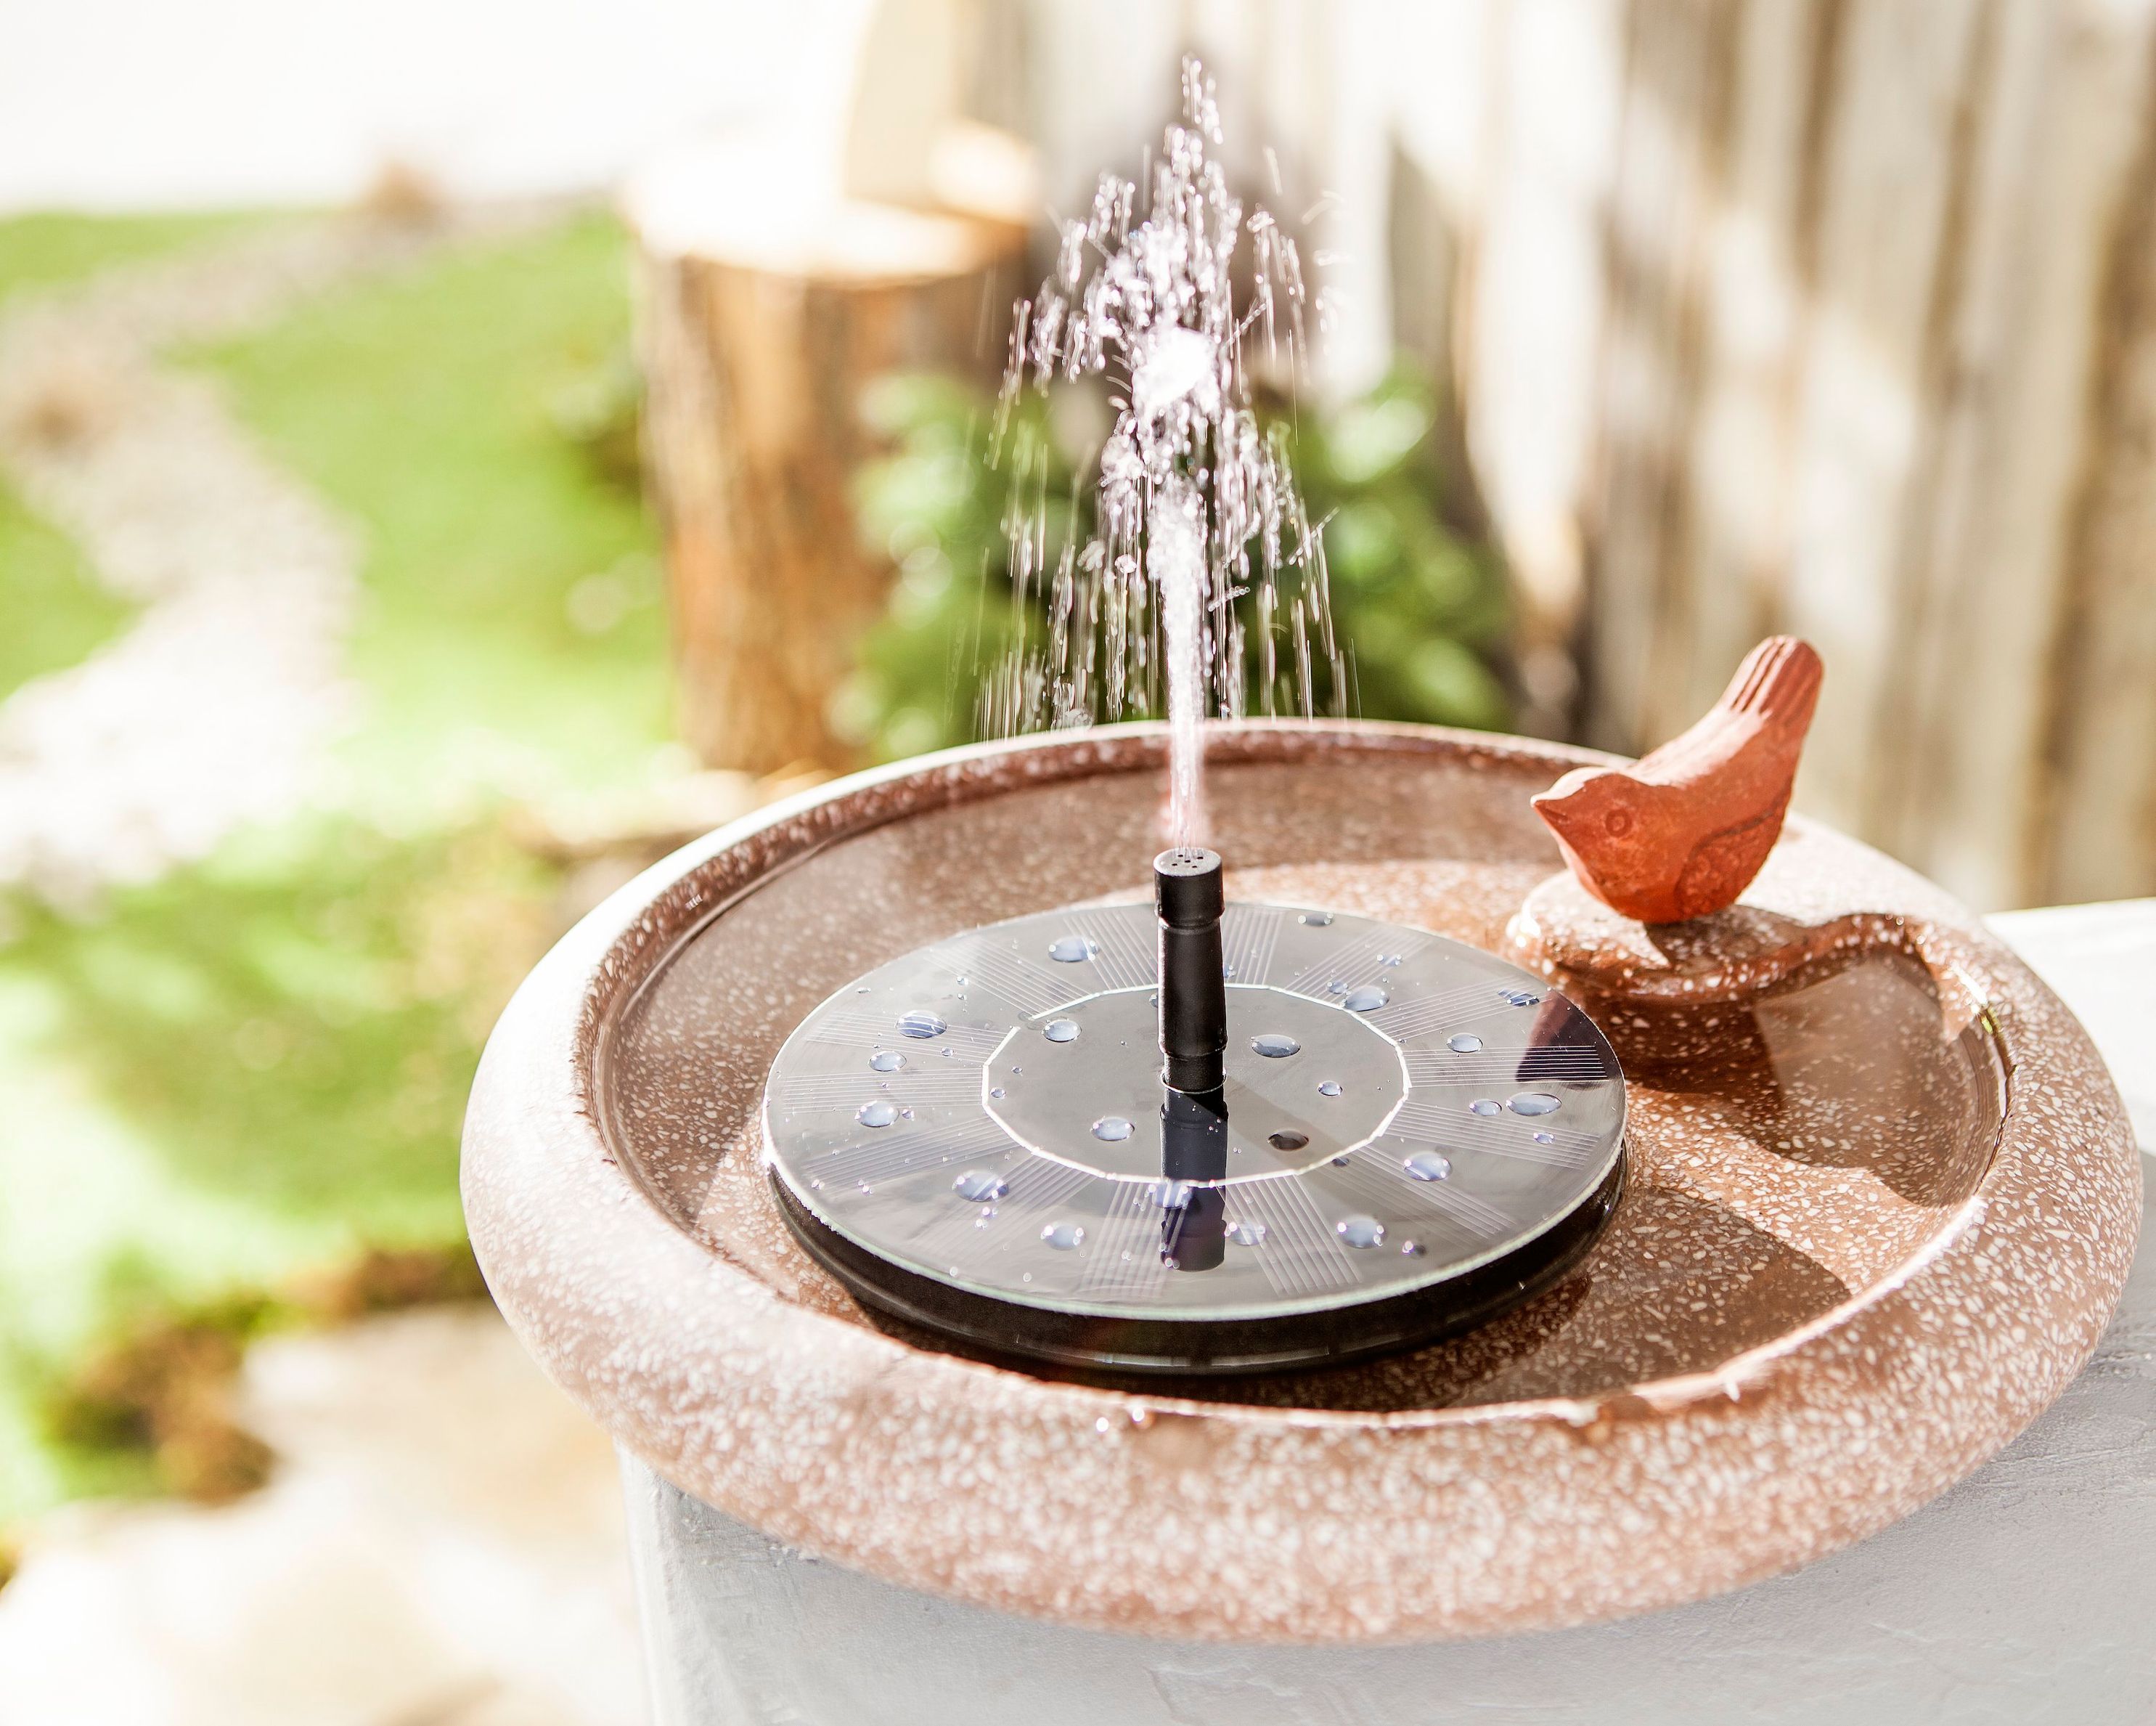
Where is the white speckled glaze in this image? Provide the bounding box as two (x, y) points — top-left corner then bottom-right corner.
(461, 721), (2139, 1642)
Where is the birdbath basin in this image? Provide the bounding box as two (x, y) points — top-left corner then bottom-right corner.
(462, 720), (2136, 1714)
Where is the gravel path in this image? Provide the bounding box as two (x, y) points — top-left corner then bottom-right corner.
(0, 206), (553, 907)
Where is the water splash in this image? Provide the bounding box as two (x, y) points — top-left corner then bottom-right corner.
(984, 56), (1344, 846)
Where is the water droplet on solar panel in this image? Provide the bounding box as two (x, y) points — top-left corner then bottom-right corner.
(1268, 1130), (1309, 1151)
(870, 1050), (904, 1072)
(990, 1087), (1007, 1099)
(1404, 1151), (1451, 1181)
(1469, 1099), (1501, 1117)
(857, 1102), (898, 1128)
(1447, 1033), (1482, 1054)
(1344, 984), (1389, 1012)
(1048, 935), (1098, 963)
(1044, 1018), (1080, 1043)
(1300, 911), (1333, 927)
(1042, 1221), (1085, 1250)
(1532, 1130), (1556, 1144)
(1336, 1215), (1385, 1248)
(1510, 1092), (1561, 1116)
(1318, 1080), (1342, 1097)
(1228, 1219), (1268, 1247)
(1092, 1116), (1134, 1141)
(953, 1169), (1008, 1202)
(1252, 1033), (1300, 1058)
(898, 1010), (947, 1039)
(1400, 1239), (1426, 1257)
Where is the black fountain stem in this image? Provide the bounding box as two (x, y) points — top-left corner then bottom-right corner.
(1155, 846), (1227, 1094)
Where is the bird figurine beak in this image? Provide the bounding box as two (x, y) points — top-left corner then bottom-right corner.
(1529, 770), (1600, 839)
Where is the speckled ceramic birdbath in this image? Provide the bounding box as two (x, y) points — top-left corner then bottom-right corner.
(462, 720), (2137, 1710)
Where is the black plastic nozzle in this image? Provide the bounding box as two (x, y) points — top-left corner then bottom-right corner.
(1155, 847), (1226, 1094)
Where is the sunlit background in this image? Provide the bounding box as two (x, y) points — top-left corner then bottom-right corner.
(2, 1), (2153, 1719)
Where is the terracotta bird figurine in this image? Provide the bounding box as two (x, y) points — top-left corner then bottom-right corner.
(1532, 636), (1824, 925)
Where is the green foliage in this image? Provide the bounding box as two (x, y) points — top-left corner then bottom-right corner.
(188, 211), (673, 815)
(0, 213), (241, 704)
(0, 211), (670, 1520)
(836, 365), (1509, 762)
(0, 813), (558, 1512)
(0, 211), (266, 312)
(0, 481), (135, 703)
(1292, 376), (1511, 731)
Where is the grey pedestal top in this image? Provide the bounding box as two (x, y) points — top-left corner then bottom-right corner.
(618, 903), (2156, 1726)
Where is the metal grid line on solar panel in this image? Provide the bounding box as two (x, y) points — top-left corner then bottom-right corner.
(1220, 903), (1284, 985)
(953, 939), (1089, 1018)
(901, 1152), (1031, 1261)
(1229, 1175), (1358, 1296)
(1466, 1131), (1604, 1170)
(1387, 1096), (1594, 1142)
(1373, 983), (1542, 1043)
(1076, 1179), (1172, 1299)
(1283, 927), (1402, 994)
(1329, 1149), (1517, 1239)
(943, 1157), (1098, 1279)
(814, 1115), (1012, 1189)
(1400, 1050), (1613, 1086)
(775, 1067), (986, 1109)
(1061, 905), (1156, 992)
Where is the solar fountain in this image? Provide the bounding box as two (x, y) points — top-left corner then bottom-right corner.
(462, 62), (2138, 1726)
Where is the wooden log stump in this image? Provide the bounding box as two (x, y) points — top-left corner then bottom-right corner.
(627, 137), (1024, 775)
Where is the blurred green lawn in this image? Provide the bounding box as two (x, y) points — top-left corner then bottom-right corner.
(0, 211), (671, 1515)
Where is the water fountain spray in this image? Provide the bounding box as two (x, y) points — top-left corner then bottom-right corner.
(981, 55), (1347, 810)
(752, 63), (1626, 1375)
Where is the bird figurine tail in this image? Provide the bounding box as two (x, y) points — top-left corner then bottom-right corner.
(1532, 636), (1823, 925)
(1725, 635), (1823, 725)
